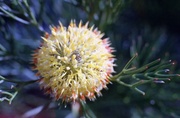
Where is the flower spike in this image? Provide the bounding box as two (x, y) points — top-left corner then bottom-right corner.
(32, 20), (116, 103)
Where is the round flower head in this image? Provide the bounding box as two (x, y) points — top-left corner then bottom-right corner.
(32, 20), (115, 103)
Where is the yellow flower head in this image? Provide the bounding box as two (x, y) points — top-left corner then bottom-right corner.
(32, 20), (116, 103)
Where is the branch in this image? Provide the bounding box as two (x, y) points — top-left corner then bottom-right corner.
(110, 54), (180, 95)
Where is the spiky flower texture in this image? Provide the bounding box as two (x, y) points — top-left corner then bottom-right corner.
(32, 21), (115, 103)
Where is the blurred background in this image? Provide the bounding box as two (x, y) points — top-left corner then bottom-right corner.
(0, 0), (180, 118)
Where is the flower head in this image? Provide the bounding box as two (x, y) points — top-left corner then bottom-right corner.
(32, 20), (115, 103)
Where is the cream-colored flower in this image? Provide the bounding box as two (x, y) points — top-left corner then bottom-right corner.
(32, 20), (115, 103)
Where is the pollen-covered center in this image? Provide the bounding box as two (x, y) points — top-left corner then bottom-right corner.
(71, 50), (82, 62)
(56, 49), (82, 71)
(33, 21), (115, 103)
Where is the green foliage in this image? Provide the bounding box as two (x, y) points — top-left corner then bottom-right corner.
(65, 0), (124, 31)
(111, 54), (179, 95)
